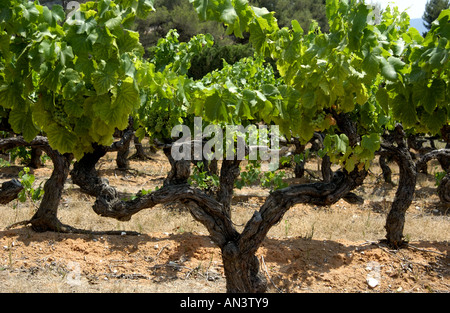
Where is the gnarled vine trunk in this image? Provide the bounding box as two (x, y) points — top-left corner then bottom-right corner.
(438, 174), (450, 204)
(292, 138), (306, 178)
(0, 135), (139, 235)
(115, 132), (133, 170)
(89, 113), (367, 293)
(28, 147), (43, 169)
(29, 150), (73, 232)
(221, 241), (266, 293)
(379, 155), (393, 184)
(380, 124), (417, 248)
(130, 136), (150, 160)
(91, 160), (366, 292)
(417, 149), (450, 205)
(0, 179), (23, 204)
(113, 121), (135, 170)
(71, 128), (135, 200)
(0, 136), (74, 232)
(70, 144), (110, 197)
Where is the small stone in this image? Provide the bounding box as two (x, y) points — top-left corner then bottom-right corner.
(121, 232), (126, 236)
(367, 277), (379, 288)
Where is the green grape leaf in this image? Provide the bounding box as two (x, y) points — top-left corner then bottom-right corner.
(291, 19), (303, 34)
(235, 99), (254, 120)
(341, 93), (355, 112)
(375, 88), (389, 114)
(62, 80), (85, 100)
(73, 54), (96, 78)
(64, 99), (84, 118)
(189, 0), (209, 21)
(46, 123), (78, 155)
(105, 15), (122, 30)
(392, 94), (418, 128)
(362, 53), (380, 78)
(42, 4), (65, 28)
(421, 109), (447, 135)
(297, 118), (315, 144)
(326, 0), (339, 21)
(431, 79), (446, 102)
(355, 84), (368, 105)
(9, 107), (39, 142)
(33, 95), (53, 129)
(428, 47), (448, 69)
(361, 133), (381, 154)
(117, 30), (144, 55)
(91, 94), (111, 119)
(20, 2), (40, 22)
(380, 57), (398, 81)
(135, 126), (147, 142)
(113, 76), (140, 112)
(92, 64), (118, 95)
(0, 83), (21, 109)
(324, 134), (349, 155)
(261, 84), (279, 97)
(74, 116), (92, 138)
(344, 154), (358, 173)
(204, 91), (223, 122)
(59, 42), (74, 66)
(40, 63), (64, 91)
(302, 90), (316, 109)
(136, 0), (155, 19)
(249, 17), (268, 54)
(220, 1), (238, 25)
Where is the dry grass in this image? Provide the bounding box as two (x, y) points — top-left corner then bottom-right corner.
(3, 152), (447, 243)
(52, 156), (450, 243)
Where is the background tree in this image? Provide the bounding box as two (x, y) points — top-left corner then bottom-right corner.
(423, 0), (450, 32)
(134, 0), (234, 51)
(249, 0), (329, 32)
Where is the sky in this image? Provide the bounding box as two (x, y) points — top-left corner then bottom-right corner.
(371, 0), (428, 19)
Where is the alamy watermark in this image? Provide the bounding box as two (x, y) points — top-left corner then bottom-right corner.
(66, 1), (82, 24)
(171, 117), (281, 171)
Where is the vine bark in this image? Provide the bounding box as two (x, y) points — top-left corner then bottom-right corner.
(380, 124), (417, 248)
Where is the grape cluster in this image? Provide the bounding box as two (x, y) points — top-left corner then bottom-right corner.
(53, 99), (70, 127)
(152, 108), (170, 133)
(142, 101), (182, 137)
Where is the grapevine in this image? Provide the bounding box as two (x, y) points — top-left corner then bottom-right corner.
(0, 0), (449, 293)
